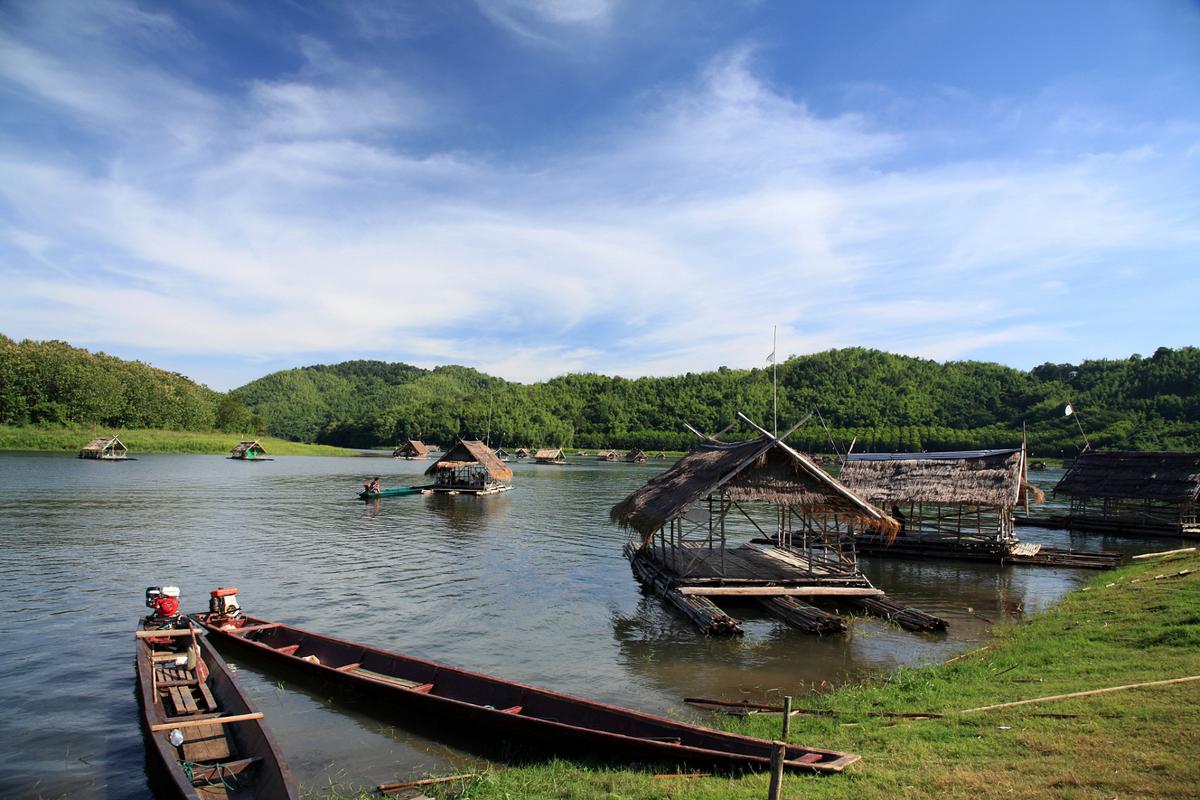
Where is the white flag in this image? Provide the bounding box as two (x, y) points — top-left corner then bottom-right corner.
(766, 351), (775, 364)
(1064, 403), (1074, 417)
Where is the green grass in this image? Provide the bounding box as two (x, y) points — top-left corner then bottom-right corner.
(326, 554), (1200, 800)
(0, 424), (362, 456)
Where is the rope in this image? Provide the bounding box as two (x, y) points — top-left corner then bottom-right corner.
(178, 759), (240, 790)
(813, 408), (842, 460)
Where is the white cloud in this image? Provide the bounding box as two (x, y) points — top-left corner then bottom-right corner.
(1, 5), (1197, 389)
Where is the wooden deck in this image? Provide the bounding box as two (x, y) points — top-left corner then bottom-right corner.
(642, 540), (868, 586)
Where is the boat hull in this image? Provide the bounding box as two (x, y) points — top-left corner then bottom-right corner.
(194, 613), (859, 773)
(136, 623), (297, 799)
(357, 487), (420, 499)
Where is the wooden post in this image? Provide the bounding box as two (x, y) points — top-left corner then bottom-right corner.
(781, 696), (792, 740)
(767, 741), (786, 800)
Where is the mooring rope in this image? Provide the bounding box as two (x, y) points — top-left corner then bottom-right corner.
(179, 759), (240, 790)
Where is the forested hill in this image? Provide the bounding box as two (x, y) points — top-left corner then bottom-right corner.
(0, 335), (256, 433)
(232, 347), (1200, 456)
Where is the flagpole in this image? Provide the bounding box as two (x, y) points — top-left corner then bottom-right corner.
(772, 325), (778, 437)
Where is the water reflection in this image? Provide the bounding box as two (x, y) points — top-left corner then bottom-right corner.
(0, 453), (1114, 799)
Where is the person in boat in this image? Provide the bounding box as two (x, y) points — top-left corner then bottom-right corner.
(369, 477), (381, 493)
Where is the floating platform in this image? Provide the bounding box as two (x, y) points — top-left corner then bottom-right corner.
(854, 534), (1122, 570)
(624, 541), (944, 636)
(1016, 513), (1200, 540)
(417, 484), (513, 496)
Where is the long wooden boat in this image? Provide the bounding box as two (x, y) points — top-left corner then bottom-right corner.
(136, 623), (297, 799)
(193, 611), (860, 773)
(358, 486), (420, 499)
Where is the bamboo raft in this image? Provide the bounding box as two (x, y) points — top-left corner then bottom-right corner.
(854, 534), (1122, 570)
(1016, 513), (1200, 540)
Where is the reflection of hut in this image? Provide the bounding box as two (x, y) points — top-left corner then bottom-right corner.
(610, 420), (942, 636)
(625, 448), (647, 463)
(841, 448), (1056, 557)
(392, 439), (430, 460)
(79, 435), (128, 460)
(229, 440), (269, 460)
(596, 450), (618, 462)
(534, 447), (566, 465)
(422, 439), (514, 495)
(1053, 450), (1200, 538)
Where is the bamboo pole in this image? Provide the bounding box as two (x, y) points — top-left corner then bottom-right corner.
(781, 696), (792, 740)
(960, 675), (1200, 714)
(377, 774), (478, 795)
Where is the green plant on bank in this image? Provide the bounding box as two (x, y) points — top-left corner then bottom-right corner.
(318, 555), (1200, 799)
(0, 425), (361, 456)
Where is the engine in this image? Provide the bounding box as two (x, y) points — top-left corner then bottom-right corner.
(209, 587), (244, 626)
(144, 586), (182, 629)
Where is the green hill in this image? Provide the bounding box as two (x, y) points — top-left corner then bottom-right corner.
(232, 346), (1200, 455)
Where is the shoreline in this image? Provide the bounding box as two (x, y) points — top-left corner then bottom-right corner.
(0, 424), (363, 457)
(326, 553), (1200, 799)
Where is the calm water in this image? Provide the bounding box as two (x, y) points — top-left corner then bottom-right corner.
(0, 453), (1178, 798)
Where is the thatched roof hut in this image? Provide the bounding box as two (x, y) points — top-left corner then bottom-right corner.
(611, 434), (897, 544)
(534, 447), (565, 464)
(79, 435), (127, 460)
(229, 440), (267, 460)
(597, 450), (618, 462)
(1052, 450), (1200, 535)
(839, 448), (1043, 551)
(393, 439), (430, 459)
(625, 448), (647, 463)
(840, 449), (1042, 508)
(1054, 450), (1200, 503)
(424, 438), (513, 492)
(514, 448), (531, 459)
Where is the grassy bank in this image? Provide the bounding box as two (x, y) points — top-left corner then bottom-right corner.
(0, 425), (361, 456)
(334, 554), (1200, 800)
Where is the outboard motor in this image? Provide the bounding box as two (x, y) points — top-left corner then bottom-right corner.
(209, 587), (245, 628)
(144, 585), (182, 630)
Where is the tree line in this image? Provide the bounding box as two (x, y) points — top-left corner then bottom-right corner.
(4, 333), (1198, 456)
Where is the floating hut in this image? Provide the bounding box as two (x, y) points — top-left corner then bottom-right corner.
(494, 447), (511, 462)
(839, 450), (1116, 568)
(653, 451), (667, 460)
(79, 435), (128, 460)
(514, 448), (532, 460)
(533, 447), (566, 465)
(1050, 450), (1200, 538)
(610, 419), (944, 636)
(597, 450), (618, 462)
(392, 439), (430, 460)
(625, 448), (647, 463)
(229, 440), (269, 461)
(422, 438), (513, 495)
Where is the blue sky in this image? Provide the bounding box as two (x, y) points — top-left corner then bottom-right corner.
(1, 1), (1198, 390)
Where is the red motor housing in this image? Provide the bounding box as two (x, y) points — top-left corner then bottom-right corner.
(145, 586), (181, 618)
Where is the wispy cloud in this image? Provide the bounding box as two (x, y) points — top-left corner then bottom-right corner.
(1, 3), (1197, 388)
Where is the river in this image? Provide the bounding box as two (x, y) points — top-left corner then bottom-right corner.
(0, 452), (1172, 798)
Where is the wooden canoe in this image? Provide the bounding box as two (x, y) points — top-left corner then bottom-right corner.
(136, 622), (297, 799)
(358, 487), (420, 499)
(193, 612), (860, 773)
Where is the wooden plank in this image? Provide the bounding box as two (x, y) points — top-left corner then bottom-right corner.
(335, 662), (361, 672)
(136, 628), (197, 639)
(227, 623), (282, 635)
(188, 757), (260, 785)
(181, 723), (230, 763)
(196, 679), (219, 712)
(276, 645), (300, 655)
(151, 712), (264, 733)
(678, 586), (883, 597)
(352, 669), (425, 688)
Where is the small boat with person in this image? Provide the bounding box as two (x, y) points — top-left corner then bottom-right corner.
(193, 589), (859, 774)
(137, 586), (296, 799)
(358, 477), (420, 500)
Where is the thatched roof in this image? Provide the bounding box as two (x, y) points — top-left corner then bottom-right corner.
(425, 439), (514, 481)
(625, 448), (646, 462)
(1054, 450), (1200, 503)
(81, 435), (126, 452)
(534, 448), (564, 460)
(392, 439), (429, 457)
(230, 440), (266, 455)
(610, 434), (897, 540)
(840, 449), (1037, 508)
